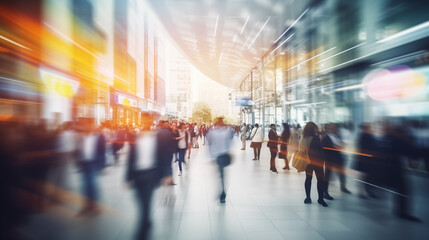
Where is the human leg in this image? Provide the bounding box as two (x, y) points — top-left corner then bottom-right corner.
(134, 170), (157, 239)
(270, 150), (277, 172)
(253, 147), (257, 160)
(314, 164), (328, 207)
(304, 164), (314, 203)
(216, 156), (226, 203)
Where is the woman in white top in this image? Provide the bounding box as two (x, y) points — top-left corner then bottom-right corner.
(250, 124), (263, 160)
(176, 124), (188, 176)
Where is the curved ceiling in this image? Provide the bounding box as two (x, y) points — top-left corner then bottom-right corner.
(148, 0), (309, 89)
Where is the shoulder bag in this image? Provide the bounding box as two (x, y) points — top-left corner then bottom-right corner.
(292, 136), (312, 172)
(249, 128), (258, 148)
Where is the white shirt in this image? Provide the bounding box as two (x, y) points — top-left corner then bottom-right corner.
(250, 127), (263, 142)
(241, 126), (247, 135)
(207, 126), (234, 160)
(136, 132), (157, 170)
(58, 130), (76, 153)
(178, 130), (187, 149)
(327, 133), (343, 149)
(82, 134), (98, 162)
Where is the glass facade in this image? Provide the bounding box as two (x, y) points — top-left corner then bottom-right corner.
(238, 0), (429, 131)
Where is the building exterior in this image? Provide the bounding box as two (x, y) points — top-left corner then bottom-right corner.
(0, 0), (168, 127)
(166, 50), (193, 121)
(238, 0), (429, 132)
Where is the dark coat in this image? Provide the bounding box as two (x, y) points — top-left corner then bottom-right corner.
(308, 136), (324, 165)
(278, 130), (290, 159)
(321, 134), (344, 166)
(355, 132), (375, 173)
(267, 129), (278, 151)
(76, 133), (106, 170)
(126, 128), (175, 183)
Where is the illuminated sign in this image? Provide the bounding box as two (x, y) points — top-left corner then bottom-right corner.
(40, 68), (80, 98)
(235, 97), (253, 106)
(364, 65), (427, 101)
(116, 93), (138, 107)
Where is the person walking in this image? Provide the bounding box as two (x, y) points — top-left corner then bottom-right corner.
(240, 123), (247, 150)
(279, 123), (291, 170)
(355, 123), (378, 199)
(321, 123), (351, 201)
(171, 123), (180, 163)
(249, 124), (263, 160)
(267, 124), (279, 173)
(193, 124), (200, 148)
(186, 123), (193, 159)
(302, 122), (328, 207)
(76, 120), (106, 216)
(126, 115), (175, 240)
(206, 117), (234, 203)
(176, 124), (189, 176)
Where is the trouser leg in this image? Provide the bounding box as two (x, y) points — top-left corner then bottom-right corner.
(82, 163), (98, 210)
(284, 158), (289, 168)
(217, 157), (225, 196)
(324, 162), (332, 193)
(339, 167), (347, 189)
(270, 150), (276, 169)
(135, 171), (156, 240)
(304, 164), (314, 198)
(314, 165), (325, 200)
(305, 175), (312, 199)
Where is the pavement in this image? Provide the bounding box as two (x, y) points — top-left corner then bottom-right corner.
(18, 136), (429, 240)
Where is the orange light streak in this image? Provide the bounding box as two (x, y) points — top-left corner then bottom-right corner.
(0, 34), (31, 50)
(322, 147), (373, 157)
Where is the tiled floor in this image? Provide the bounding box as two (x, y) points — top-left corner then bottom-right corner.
(20, 137), (429, 240)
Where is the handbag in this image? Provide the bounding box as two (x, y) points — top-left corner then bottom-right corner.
(249, 128), (259, 148)
(292, 152), (310, 172)
(292, 136), (312, 172)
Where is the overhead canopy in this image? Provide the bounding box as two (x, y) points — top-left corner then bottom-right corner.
(148, 0), (309, 88)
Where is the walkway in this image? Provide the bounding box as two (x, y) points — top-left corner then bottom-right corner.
(20, 137), (429, 240)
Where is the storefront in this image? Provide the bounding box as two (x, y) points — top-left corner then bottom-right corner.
(110, 89), (140, 126)
(40, 67), (80, 127)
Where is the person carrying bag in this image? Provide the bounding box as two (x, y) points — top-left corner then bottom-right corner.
(292, 135), (312, 172)
(249, 124), (263, 160)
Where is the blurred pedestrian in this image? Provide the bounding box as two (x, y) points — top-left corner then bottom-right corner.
(126, 115), (175, 240)
(355, 123), (378, 199)
(171, 122), (179, 163)
(113, 126), (126, 165)
(176, 124), (189, 176)
(240, 123), (247, 150)
(76, 120), (106, 216)
(321, 123), (350, 201)
(377, 121), (420, 221)
(302, 122), (328, 207)
(267, 124), (279, 173)
(186, 123), (192, 159)
(279, 123), (291, 170)
(193, 123), (200, 148)
(206, 117), (234, 203)
(249, 123), (263, 160)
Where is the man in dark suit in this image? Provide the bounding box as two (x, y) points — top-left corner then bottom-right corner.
(321, 123), (350, 200)
(268, 124), (279, 173)
(125, 116), (175, 240)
